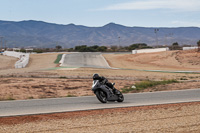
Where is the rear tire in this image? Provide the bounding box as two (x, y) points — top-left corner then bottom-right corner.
(96, 90), (107, 103)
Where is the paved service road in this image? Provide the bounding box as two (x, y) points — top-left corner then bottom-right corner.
(0, 88), (200, 117)
(60, 52), (110, 68)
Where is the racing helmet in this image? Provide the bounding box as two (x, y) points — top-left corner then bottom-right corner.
(93, 73), (100, 80)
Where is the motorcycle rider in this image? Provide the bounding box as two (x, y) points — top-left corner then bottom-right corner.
(93, 73), (116, 93)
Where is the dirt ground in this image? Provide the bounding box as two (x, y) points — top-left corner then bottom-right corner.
(0, 53), (58, 76)
(0, 78), (134, 100)
(1, 50), (200, 79)
(0, 77), (200, 100)
(0, 50), (200, 132)
(0, 102), (200, 133)
(0, 55), (17, 70)
(103, 50), (200, 71)
(0, 50), (200, 100)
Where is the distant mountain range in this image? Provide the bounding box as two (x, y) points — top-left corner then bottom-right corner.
(0, 20), (200, 48)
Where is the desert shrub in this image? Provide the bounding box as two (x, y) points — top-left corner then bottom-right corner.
(121, 79), (178, 93)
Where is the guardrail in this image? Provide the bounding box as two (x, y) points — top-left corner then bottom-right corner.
(3, 51), (30, 68)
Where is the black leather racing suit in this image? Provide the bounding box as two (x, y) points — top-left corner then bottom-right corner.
(94, 76), (116, 93)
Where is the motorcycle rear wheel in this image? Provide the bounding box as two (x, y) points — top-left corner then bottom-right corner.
(96, 90), (107, 103)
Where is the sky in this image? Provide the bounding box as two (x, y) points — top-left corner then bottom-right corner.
(0, 0), (200, 27)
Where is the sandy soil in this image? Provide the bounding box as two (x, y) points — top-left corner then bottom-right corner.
(1, 50), (200, 79)
(0, 50), (200, 100)
(1, 102), (200, 133)
(0, 77), (199, 100)
(46, 50), (200, 82)
(103, 50), (200, 71)
(51, 67), (200, 81)
(0, 53), (58, 76)
(0, 78), (133, 100)
(0, 55), (17, 70)
(0, 51), (200, 132)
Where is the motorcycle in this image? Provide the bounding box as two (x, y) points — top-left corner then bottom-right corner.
(92, 80), (124, 103)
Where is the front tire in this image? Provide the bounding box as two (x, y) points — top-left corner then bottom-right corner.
(117, 92), (124, 102)
(96, 90), (107, 103)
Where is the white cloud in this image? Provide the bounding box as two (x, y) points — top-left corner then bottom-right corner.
(101, 0), (200, 11)
(172, 21), (200, 27)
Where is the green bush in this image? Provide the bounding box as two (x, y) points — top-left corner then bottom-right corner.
(135, 79), (178, 90)
(122, 79), (178, 93)
(33, 49), (44, 53)
(66, 94), (76, 97)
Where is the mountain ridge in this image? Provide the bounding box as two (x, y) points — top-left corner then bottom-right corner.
(0, 20), (199, 48)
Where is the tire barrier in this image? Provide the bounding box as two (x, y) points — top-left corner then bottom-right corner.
(3, 51), (30, 68)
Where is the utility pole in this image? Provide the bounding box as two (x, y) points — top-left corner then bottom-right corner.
(165, 33), (173, 46)
(4, 39), (6, 50)
(154, 29), (159, 46)
(118, 36), (120, 48)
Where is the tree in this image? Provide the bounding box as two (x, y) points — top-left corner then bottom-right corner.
(20, 48), (26, 53)
(97, 46), (107, 52)
(68, 48), (74, 52)
(171, 42), (181, 50)
(90, 45), (99, 49)
(74, 45), (97, 52)
(55, 45), (62, 50)
(197, 40), (200, 52)
(33, 49), (44, 53)
(75, 45), (87, 51)
(172, 42), (179, 46)
(110, 46), (118, 52)
(128, 43), (151, 51)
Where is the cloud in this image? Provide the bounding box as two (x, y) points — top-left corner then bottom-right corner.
(172, 21), (200, 27)
(101, 0), (200, 11)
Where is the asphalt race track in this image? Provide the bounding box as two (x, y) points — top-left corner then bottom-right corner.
(59, 52), (200, 74)
(0, 88), (200, 117)
(61, 52), (110, 68)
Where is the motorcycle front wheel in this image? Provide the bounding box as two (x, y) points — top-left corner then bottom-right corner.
(117, 92), (124, 102)
(96, 90), (107, 103)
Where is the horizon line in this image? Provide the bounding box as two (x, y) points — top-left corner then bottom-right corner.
(0, 19), (199, 28)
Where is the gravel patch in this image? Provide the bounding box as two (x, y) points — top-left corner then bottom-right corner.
(0, 102), (200, 132)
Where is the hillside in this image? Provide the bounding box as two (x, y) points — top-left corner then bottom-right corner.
(103, 49), (200, 71)
(0, 20), (200, 48)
